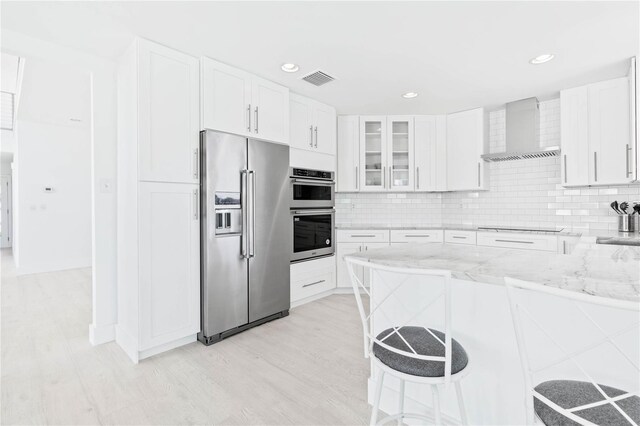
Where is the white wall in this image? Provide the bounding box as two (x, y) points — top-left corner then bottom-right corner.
(2, 29), (118, 345)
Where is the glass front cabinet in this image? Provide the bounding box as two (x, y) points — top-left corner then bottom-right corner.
(358, 116), (414, 192)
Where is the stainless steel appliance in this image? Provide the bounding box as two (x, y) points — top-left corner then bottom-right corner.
(199, 130), (291, 345)
(290, 167), (335, 262)
(290, 167), (335, 209)
(291, 208), (335, 262)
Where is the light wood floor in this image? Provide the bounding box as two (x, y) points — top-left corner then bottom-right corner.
(1, 249), (371, 425)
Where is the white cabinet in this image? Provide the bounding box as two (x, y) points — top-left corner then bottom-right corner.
(359, 116), (388, 191)
(390, 229), (444, 243)
(561, 77), (632, 186)
(139, 182), (200, 350)
(200, 58), (252, 138)
(251, 75), (289, 144)
(446, 108), (487, 191)
(201, 57), (289, 144)
(588, 78), (633, 185)
(560, 86), (589, 186)
(117, 39), (200, 363)
(289, 93), (336, 155)
(291, 256), (336, 307)
(414, 115), (447, 191)
(134, 39), (200, 184)
(444, 230), (477, 245)
(476, 232), (556, 252)
(337, 115), (360, 192)
(336, 230), (390, 288)
(387, 116), (415, 191)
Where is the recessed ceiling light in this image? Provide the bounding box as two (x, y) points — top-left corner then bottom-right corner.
(281, 63), (299, 73)
(529, 54), (555, 65)
(402, 92), (418, 99)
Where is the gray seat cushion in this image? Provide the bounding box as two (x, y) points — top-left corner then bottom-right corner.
(372, 326), (468, 377)
(534, 380), (640, 426)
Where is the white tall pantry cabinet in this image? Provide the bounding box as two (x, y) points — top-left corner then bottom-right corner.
(117, 39), (200, 363)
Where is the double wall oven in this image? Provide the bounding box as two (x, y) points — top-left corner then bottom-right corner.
(290, 168), (335, 262)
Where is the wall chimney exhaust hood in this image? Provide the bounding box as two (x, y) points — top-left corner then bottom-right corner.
(481, 97), (560, 162)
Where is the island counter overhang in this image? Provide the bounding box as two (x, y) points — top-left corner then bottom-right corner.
(343, 241), (639, 425)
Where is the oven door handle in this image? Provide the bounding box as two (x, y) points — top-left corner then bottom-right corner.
(291, 178), (335, 186)
(292, 209), (335, 215)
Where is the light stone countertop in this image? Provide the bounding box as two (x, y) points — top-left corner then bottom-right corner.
(345, 242), (640, 302)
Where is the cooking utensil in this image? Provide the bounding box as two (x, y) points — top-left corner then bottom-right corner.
(620, 202), (629, 214)
(611, 201), (622, 214)
(611, 201), (619, 214)
(633, 203), (640, 215)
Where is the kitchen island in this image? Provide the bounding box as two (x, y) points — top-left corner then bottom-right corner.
(344, 241), (640, 424)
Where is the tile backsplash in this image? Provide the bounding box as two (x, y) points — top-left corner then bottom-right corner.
(336, 99), (640, 232)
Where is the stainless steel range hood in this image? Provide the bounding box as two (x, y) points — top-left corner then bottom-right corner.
(482, 97), (560, 162)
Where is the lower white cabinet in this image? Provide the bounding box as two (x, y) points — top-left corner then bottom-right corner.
(291, 256), (336, 306)
(390, 229), (444, 243)
(557, 235), (581, 254)
(444, 229), (477, 245)
(476, 231), (556, 252)
(336, 242), (364, 289)
(117, 182), (200, 362)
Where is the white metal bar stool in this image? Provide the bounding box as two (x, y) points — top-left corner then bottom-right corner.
(345, 256), (471, 426)
(505, 278), (640, 426)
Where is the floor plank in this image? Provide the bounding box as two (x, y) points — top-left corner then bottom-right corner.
(1, 249), (370, 425)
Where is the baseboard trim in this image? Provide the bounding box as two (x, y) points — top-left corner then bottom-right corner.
(16, 258), (92, 275)
(291, 288), (336, 309)
(89, 323), (115, 345)
(138, 334), (196, 361)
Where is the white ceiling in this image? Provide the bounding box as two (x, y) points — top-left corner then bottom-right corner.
(2, 1), (638, 114)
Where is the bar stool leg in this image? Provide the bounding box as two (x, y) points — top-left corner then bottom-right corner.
(431, 384), (442, 425)
(455, 381), (468, 425)
(371, 370), (385, 426)
(397, 379), (405, 425)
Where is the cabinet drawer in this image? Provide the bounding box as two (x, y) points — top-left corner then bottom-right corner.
(444, 230), (477, 245)
(390, 229), (444, 243)
(337, 229), (390, 243)
(477, 232), (557, 252)
(291, 256), (336, 302)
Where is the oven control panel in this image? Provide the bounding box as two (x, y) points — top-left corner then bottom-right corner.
(290, 168), (334, 181)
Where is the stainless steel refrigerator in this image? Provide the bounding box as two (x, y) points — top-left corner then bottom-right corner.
(198, 130), (291, 345)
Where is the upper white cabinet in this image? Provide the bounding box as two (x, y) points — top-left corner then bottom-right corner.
(359, 116), (388, 191)
(414, 115), (447, 191)
(446, 108), (487, 191)
(337, 115), (360, 192)
(387, 116), (415, 191)
(135, 39), (199, 184)
(289, 93), (336, 155)
(561, 77), (632, 186)
(201, 57), (289, 144)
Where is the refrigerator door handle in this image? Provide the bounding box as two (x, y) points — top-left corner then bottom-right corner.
(249, 170), (256, 258)
(241, 170), (249, 258)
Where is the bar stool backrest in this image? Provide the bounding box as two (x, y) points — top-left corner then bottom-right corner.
(505, 278), (640, 425)
(345, 256), (456, 383)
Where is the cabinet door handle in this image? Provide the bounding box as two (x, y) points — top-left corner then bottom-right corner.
(452, 236), (467, 239)
(563, 154), (567, 183)
(254, 106), (259, 133)
(193, 148), (199, 179)
(193, 189), (199, 220)
(562, 240), (567, 254)
(405, 234), (430, 237)
(309, 126), (313, 147)
(389, 167), (392, 188)
(477, 162), (481, 187)
(594, 152), (598, 182)
(355, 166), (359, 189)
(351, 234), (376, 238)
(416, 167), (420, 189)
(495, 239), (534, 244)
(382, 166), (386, 188)
(626, 144), (632, 178)
(247, 104), (251, 131)
(302, 279), (326, 288)
(314, 126), (318, 148)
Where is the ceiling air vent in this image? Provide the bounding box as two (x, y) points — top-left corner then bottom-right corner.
(302, 70), (335, 86)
